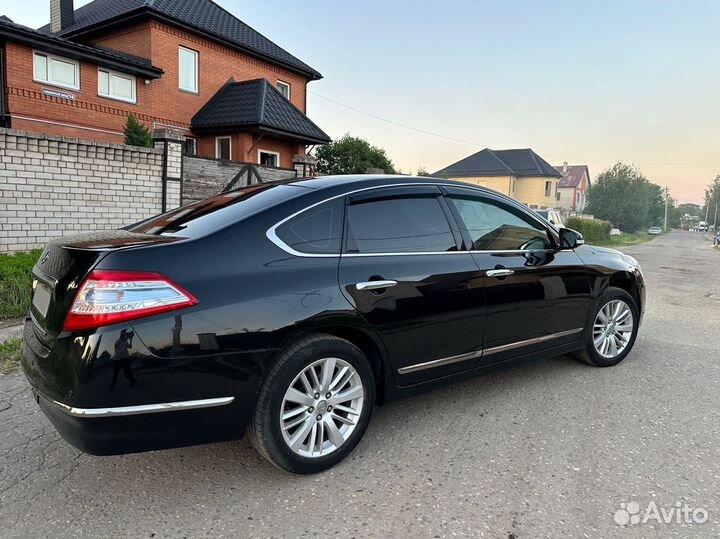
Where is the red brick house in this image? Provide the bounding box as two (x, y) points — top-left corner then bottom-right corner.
(0, 0), (330, 168)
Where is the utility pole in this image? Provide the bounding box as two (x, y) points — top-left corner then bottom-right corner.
(714, 201), (719, 232)
(706, 200), (711, 223)
(664, 185), (669, 232)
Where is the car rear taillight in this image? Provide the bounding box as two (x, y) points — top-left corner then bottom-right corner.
(63, 270), (198, 331)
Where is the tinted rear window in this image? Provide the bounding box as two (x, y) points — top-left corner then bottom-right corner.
(128, 183), (305, 237)
(345, 196), (456, 254)
(275, 198), (343, 254)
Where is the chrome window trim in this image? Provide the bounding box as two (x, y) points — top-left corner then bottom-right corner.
(266, 182), (557, 258)
(44, 395), (235, 418)
(396, 327), (583, 374)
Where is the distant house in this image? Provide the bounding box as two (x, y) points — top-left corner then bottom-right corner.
(0, 0), (330, 168)
(554, 163), (591, 211)
(434, 148), (562, 209)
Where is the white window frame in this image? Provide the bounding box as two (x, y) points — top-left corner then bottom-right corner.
(258, 149), (280, 167)
(215, 136), (232, 160)
(97, 68), (136, 104)
(276, 80), (291, 99)
(178, 46), (199, 93)
(33, 51), (80, 91)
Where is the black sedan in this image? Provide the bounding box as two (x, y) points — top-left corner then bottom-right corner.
(22, 175), (645, 473)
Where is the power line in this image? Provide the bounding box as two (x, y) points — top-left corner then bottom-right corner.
(309, 91), (489, 148)
(309, 91), (720, 168)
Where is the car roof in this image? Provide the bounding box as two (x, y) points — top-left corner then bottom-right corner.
(284, 174), (497, 193)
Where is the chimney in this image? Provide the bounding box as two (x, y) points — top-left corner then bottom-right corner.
(50, 0), (74, 33)
(562, 161), (568, 174)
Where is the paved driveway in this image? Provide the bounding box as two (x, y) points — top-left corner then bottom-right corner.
(1, 230), (718, 538)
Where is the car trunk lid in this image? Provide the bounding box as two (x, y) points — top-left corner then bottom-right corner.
(27, 231), (183, 350)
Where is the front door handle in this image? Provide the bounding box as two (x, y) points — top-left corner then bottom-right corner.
(356, 280), (398, 291)
(486, 269), (514, 278)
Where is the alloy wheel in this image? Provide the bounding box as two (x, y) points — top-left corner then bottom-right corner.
(280, 357), (364, 458)
(592, 299), (634, 359)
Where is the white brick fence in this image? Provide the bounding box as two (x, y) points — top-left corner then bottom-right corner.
(0, 127), (182, 253)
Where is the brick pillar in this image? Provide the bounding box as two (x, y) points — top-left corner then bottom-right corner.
(153, 128), (185, 211)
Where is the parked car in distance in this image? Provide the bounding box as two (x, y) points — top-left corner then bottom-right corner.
(698, 221), (708, 232)
(534, 208), (564, 228)
(648, 226), (662, 235)
(22, 175), (646, 474)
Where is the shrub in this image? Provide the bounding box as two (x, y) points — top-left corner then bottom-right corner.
(123, 113), (153, 147)
(565, 217), (612, 243)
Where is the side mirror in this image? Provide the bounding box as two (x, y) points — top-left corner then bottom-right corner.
(558, 227), (585, 249)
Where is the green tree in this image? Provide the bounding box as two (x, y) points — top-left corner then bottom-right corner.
(123, 113), (153, 147)
(645, 182), (665, 227)
(314, 134), (395, 175)
(585, 163), (660, 232)
(702, 175), (720, 225)
(416, 166), (431, 177)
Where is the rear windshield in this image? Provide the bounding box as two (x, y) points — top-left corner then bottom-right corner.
(127, 183), (306, 237)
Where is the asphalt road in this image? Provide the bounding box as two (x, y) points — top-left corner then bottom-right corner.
(1, 230), (718, 539)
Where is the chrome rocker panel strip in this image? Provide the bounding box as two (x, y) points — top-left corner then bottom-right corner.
(397, 328), (583, 374)
(483, 327), (584, 356)
(45, 395), (235, 418)
(397, 350), (484, 375)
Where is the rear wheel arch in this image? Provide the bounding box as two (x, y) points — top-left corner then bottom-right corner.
(270, 323), (390, 405)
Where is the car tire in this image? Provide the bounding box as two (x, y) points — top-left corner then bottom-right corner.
(248, 334), (375, 474)
(573, 287), (639, 367)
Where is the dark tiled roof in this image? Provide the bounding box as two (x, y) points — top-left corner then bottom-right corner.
(434, 148), (561, 178)
(0, 17), (162, 77)
(555, 165), (591, 188)
(191, 78), (331, 144)
(0, 15), (14, 23)
(39, 0), (322, 80)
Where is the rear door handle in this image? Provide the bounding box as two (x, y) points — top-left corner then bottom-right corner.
(356, 280), (398, 291)
(486, 269), (514, 278)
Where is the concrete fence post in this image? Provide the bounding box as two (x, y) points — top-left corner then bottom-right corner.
(153, 128), (185, 212)
(292, 154), (316, 178)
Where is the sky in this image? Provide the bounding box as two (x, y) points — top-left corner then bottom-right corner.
(5, 0), (720, 203)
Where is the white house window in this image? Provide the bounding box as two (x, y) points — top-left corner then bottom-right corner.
(276, 80), (290, 99)
(98, 68), (136, 103)
(216, 136), (231, 160)
(33, 52), (79, 90)
(259, 150), (280, 167)
(178, 46), (198, 93)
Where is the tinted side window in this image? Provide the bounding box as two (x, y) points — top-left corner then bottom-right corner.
(345, 196), (456, 254)
(275, 198), (343, 254)
(449, 196), (552, 251)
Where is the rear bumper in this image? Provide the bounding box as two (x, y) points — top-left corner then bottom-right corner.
(21, 319), (273, 455)
(31, 387), (247, 455)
